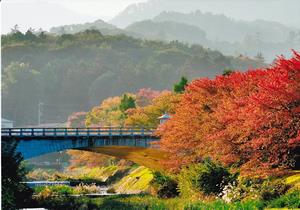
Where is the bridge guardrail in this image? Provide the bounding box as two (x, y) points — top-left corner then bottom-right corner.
(1, 127), (156, 138)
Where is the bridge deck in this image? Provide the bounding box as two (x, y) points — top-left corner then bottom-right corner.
(1, 127), (156, 140)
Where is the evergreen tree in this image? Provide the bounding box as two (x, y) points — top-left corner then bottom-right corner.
(173, 76), (188, 93)
(222, 68), (233, 76)
(119, 94), (136, 112)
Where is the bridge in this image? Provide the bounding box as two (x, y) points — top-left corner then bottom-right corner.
(1, 127), (160, 162)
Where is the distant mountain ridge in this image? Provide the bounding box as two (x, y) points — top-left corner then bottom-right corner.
(125, 20), (208, 44)
(110, 0), (300, 29)
(154, 11), (291, 43)
(50, 19), (120, 35)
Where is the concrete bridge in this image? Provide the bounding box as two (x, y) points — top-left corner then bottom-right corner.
(1, 127), (159, 160)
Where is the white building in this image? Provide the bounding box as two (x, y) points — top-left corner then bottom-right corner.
(1, 118), (14, 128)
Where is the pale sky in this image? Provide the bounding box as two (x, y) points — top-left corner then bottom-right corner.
(1, 0), (299, 34)
(1, 0), (146, 33)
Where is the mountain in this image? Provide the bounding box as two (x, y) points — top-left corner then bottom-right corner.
(124, 12), (300, 62)
(110, 0), (300, 29)
(50, 19), (119, 35)
(49, 19), (142, 38)
(125, 20), (208, 44)
(154, 11), (291, 43)
(2, 31), (264, 126)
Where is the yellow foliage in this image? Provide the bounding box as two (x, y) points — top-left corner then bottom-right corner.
(125, 91), (181, 127)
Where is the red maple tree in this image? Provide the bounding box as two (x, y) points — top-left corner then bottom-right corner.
(158, 51), (300, 176)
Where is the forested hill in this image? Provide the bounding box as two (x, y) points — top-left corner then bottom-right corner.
(1, 30), (264, 126)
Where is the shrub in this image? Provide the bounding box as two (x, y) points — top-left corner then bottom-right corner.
(35, 185), (74, 199)
(151, 171), (179, 198)
(73, 183), (99, 194)
(2, 140), (33, 209)
(260, 179), (290, 201)
(178, 158), (234, 197)
(267, 190), (300, 208)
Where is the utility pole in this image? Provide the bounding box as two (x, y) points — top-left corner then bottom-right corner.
(38, 101), (44, 126)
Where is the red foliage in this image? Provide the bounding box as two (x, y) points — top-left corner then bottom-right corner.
(67, 112), (87, 128)
(136, 88), (164, 106)
(158, 52), (300, 176)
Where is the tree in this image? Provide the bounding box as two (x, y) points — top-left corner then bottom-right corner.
(158, 51), (300, 176)
(173, 76), (188, 93)
(2, 141), (33, 209)
(136, 88), (162, 107)
(85, 96), (124, 126)
(222, 68), (233, 76)
(125, 91), (181, 127)
(67, 112), (87, 127)
(2, 62), (41, 125)
(119, 94), (136, 112)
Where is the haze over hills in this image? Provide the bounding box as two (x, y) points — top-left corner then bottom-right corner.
(2, 31), (264, 126)
(153, 11), (291, 43)
(50, 11), (299, 62)
(50, 19), (122, 35)
(110, 0), (300, 28)
(125, 20), (208, 44)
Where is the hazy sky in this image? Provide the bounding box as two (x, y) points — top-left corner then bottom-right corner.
(1, 0), (146, 33)
(1, 0), (299, 34)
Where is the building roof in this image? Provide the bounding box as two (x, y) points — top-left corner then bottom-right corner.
(1, 118), (14, 123)
(158, 113), (171, 119)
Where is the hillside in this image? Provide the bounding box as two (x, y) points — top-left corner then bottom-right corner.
(125, 20), (208, 44)
(50, 19), (118, 35)
(49, 19), (138, 38)
(1, 30), (264, 126)
(154, 11), (291, 43)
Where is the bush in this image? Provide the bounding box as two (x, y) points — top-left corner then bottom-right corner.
(151, 171), (179, 198)
(260, 179), (290, 201)
(74, 183), (99, 194)
(178, 158), (234, 197)
(1, 140), (34, 209)
(267, 190), (300, 208)
(35, 185), (74, 199)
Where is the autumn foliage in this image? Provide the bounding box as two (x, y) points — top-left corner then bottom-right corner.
(67, 112), (87, 127)
(125, 91), (181, 127)
(158, 52), (300, 176)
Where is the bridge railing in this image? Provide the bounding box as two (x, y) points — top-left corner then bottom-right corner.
(1, 127), (156, 137)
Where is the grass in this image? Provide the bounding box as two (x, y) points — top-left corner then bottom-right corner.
(112, 166), (153, 194)
(83, 146), (169, 171)
(34, 190), (300, 210)
(34, 195), (266, 210)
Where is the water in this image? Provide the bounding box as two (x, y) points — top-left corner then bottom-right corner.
(23, 181), (114, 196)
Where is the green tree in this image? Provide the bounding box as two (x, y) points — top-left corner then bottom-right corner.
(222, 68), (233, 76)
(173, 76), (188, 93)
(1, 141), (33, 209)
(119, 94), (136, 112)
(2, 62), (41, 126)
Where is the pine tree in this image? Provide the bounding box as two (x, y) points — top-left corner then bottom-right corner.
(173, 76), (188, 93)
(119, 94), (136, 112)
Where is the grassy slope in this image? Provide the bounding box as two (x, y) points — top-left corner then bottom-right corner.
(112, 166), (153, 194)
(83, 146), (169, 171)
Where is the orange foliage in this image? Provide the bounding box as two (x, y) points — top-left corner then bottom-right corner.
(158, 51), (300, 176)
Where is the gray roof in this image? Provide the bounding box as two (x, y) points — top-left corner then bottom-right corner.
(1, 118), (14, 123)
(158, 113), (171, 119)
